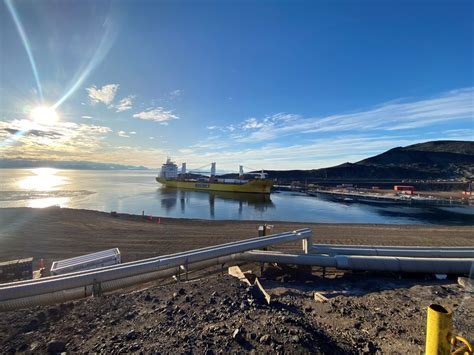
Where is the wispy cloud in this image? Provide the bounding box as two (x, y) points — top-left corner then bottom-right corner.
(114, 95), (134, 112)
(133, 107), (179, 123)
(86, 84), (119, 106)
(229, 87), (474, 143)
(175, 131), (472, 170)
(81, 115), (93, 119)
(117, 130), (129, 138)
(169, 89), (182, 98)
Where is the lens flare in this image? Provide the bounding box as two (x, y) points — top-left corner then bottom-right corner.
(5, 0), (44, 102)
(30, 106), (59, 126)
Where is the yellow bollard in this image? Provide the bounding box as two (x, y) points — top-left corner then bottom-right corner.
(425, 304), (473, 355)
(426, 304), (453, 355)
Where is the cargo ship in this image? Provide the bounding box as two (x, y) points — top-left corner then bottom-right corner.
(156, 158), (272, 194)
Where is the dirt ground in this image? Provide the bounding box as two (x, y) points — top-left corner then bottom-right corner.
(0, 207), (473, 272)
(0, 271), (472, 354)
(0, 207), (473, 354)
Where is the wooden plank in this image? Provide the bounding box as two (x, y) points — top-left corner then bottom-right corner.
(228, 266), (252, 286)
(314, 292), (329, 302)
(254, 277), (272, 305)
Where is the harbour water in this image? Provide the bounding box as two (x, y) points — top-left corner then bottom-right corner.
(0, 168), (472, 225)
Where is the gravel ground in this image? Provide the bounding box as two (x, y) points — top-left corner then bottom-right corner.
(0, 207), (472, 353)
(0, 269), (472, 354)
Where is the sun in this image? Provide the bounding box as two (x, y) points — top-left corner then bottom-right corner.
(30, 106), (59, 126)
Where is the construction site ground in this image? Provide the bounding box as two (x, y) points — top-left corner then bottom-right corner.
(0, 207), (473, 353)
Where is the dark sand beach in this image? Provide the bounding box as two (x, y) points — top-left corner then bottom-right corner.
(0, 207), (472, 270)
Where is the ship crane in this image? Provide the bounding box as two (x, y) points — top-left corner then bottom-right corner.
(157, 158), (272, 193)
(242, 165), (268, 180)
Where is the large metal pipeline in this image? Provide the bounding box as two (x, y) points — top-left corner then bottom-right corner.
(2, 227), (473, 312)
(2, 229), (311, 288)
(0, 229), (311, 305)
(310, 245), (474, 258)
(0, 254), (243, 311)
(242, 250), (474, 274)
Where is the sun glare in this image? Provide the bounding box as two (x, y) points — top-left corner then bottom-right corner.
(18, 168), (67, 191)
(30, 106), (59, 126)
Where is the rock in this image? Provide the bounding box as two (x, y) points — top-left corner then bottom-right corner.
(185, 295), (192, 303)
(130, 343), (141, 351)
(47, 340), (66, 353)
(363, 341), (377, 353)
(292, 335), (300, 343)
(36, 311), (47, 322)
(178, 288), (186, 295)
(232, 328), (244, 343)
(259, 334), (271, 344)
(144, 294), (152, 302)
(48, 307), (59, 318)
(125, 312), (135, 320)
(126, 330), (138, 340)
(24, 318), (39, 332)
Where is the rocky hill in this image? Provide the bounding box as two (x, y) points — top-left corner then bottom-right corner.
(266, 140), (474, 181)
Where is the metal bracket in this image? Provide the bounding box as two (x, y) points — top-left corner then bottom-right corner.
(92, 278), (102, 297)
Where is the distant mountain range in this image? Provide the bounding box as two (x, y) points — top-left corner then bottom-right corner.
(265, 140), (474, 181)
(0, 159), (149, 170)
(2, 140), (473, 179)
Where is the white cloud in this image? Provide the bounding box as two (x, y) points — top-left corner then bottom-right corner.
(242, 118), (264, 129)
(174, 132), (466, 170)
(0, 119), (112, 159)
(114, 95), (134, 112)
(129, 131), (136, 135)
(231, 87), (474, 143)
(0, 118), (171, 167)
(117, 130), (129, 138)
(86, 84), (119, 106)
(81, 115), (93, 119)
(133, 107), (179, 122)
(170, 89), (182, 98)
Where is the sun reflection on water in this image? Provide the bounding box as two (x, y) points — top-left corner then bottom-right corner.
(18, 168), (68, 191)
(27, 197), (69, 208)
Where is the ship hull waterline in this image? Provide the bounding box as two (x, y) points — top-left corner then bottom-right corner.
(156, 177), (272, 194)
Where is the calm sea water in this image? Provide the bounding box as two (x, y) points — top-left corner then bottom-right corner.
(0, 168), (472, 225)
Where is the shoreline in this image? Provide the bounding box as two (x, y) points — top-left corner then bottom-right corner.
(0, 206), (472, 272)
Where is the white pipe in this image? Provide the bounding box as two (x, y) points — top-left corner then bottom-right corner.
(2, 229), (311, 288)
(242, 251), (473, 274)
(310, 245), (474, 258)
(0, 229), (311, 302)
(0, 254), (243, 311)
(312, 244), (473, 250)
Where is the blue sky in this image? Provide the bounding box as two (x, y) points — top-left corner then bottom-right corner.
(0, 0), (473, 170)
